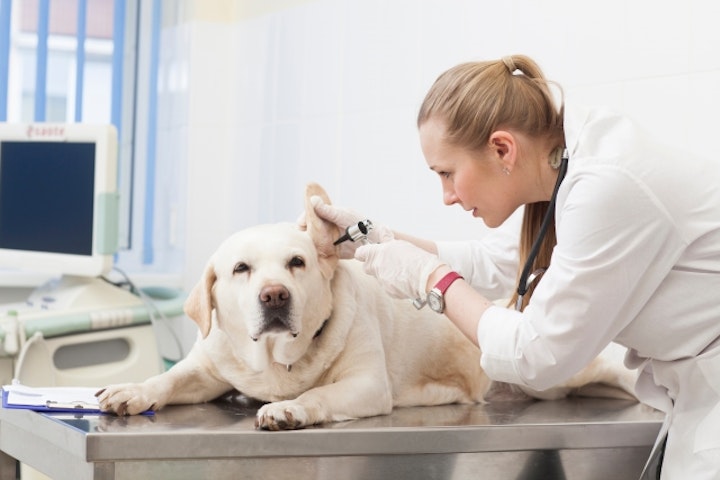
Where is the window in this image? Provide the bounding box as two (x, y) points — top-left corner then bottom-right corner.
(0, 0), (181, 284)
(9, 0), (114, 123)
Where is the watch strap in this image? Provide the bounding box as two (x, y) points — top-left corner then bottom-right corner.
(433, 271), (463, 295)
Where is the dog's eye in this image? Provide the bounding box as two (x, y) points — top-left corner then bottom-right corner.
(233, 262), (250, 274)
(288, 256), (305, 269)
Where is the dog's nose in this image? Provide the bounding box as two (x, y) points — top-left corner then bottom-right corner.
(259, 285), (290, 309)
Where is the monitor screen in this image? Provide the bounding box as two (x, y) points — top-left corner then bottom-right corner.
(0, 123), (119, 278)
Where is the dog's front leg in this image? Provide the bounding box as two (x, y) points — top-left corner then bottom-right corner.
(96, 348), (232, 415)
(255, 366), (393, 430)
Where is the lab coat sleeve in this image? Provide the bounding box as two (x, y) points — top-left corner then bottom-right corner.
(477, 166), (686, 390)
(435, 226), (519, 300)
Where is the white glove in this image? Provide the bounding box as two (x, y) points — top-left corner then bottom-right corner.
(310, 196), (394, 259)
(355, 240), (444, 301)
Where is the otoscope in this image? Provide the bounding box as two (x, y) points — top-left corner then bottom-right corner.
(333, 220), (374, 245)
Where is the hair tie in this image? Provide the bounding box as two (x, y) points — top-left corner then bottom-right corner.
(502, 56), (522, 75)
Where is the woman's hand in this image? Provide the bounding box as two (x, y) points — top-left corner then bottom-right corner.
(355, 240), (444, 301)
(310, 196), (394, 258)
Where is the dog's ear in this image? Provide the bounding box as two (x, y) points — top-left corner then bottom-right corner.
(304, 182), (339, 278)
(184, 262), (217, 338)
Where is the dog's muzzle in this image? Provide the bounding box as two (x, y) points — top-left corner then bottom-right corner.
(251, 284), (298, 341)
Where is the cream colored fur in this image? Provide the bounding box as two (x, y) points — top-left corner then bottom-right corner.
(97, 183), (637, 430)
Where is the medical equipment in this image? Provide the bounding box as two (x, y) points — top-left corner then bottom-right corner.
(333, 219), (374, 246)
(0, 122), (187, 387)
(0, 123), (119, 278)
(515, 149), (569, 311)
(0, 279), (186, 387)
(0, 278), (186, 380)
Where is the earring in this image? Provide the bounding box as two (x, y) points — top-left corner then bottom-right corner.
(502, 167), (510, 176)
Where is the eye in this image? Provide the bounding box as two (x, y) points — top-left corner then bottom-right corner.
(233, 262), (250, 274)
(288, 256), (305, 269)
(437, 170), (451, 179)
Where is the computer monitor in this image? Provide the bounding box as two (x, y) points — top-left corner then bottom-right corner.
(0, 123), (119, 279)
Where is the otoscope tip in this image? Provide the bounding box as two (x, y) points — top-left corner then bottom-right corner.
(333, 233), (350, 246)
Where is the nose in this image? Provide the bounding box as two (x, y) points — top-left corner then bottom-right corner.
(443, 186), (458, 206)
(259, 285), (290, 309)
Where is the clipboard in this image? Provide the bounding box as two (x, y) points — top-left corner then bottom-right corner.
(2, 384), (101, 413)
(2, 384), (153, 415)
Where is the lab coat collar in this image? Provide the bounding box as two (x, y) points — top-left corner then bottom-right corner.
(562, 102), (591, 161)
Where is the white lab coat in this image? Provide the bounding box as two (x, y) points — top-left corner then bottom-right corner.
(436, 104), (720, 479)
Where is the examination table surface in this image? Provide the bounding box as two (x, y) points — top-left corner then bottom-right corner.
(0, 396), (663, 480)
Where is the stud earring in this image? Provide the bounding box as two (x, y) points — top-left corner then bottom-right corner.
(502, 167), (510, 176)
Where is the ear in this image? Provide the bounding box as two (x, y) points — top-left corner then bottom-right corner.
(304, 182), (340, 278)
(183, 262), (217, 338)
(489, 130), (516, 171)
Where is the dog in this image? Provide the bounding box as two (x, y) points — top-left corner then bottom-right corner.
(96, 183), (637, 430)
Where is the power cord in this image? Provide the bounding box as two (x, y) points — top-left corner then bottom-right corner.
(103, 267), (185, 366)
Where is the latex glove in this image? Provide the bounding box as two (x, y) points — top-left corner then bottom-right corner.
(355, 240), (444, 301)
(310, 196), (394, 259)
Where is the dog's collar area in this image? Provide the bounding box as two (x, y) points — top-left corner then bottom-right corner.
(282, 318), (330, 373)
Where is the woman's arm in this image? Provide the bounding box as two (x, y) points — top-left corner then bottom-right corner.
(393, 231), (439, 255)
(425, 265), (493, 346)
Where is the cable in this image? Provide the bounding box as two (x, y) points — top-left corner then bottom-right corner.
(105, 267), (185, 365)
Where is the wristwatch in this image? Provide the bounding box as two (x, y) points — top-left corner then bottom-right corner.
(427, 271), (464, 314)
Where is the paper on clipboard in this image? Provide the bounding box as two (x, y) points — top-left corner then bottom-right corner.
(2, 384), (101, 413)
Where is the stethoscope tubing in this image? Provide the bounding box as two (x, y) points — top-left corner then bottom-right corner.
(515, 149), (569, 311)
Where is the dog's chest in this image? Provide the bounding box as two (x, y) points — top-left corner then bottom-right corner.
(218, 361), (330, 402)
(205, 337), (332, 402)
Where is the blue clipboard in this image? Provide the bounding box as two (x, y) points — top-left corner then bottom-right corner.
(2, 385), (154, 415)
(2, 386), (102, 413)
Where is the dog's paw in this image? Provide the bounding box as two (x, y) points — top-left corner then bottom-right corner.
(255, 400), (310, 430)
(95, 383), (159, 416)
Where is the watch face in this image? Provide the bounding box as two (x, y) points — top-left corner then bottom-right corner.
(427, 291), (443, 313)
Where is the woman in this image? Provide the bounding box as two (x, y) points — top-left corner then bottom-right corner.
(312, 55), (720, 479)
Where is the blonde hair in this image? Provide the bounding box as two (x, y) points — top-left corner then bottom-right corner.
(418, 54), (564, 310)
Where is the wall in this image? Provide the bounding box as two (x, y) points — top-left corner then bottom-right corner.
(157, 0), (720, 296)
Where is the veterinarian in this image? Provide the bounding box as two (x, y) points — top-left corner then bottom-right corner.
(311, 54), (720, 479)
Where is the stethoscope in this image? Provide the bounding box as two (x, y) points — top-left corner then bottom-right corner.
(514, 148), (569, 311)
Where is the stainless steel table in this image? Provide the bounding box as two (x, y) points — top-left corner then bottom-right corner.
(0, 397), (663, 480)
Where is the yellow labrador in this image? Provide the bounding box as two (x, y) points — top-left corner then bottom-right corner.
(97, 183), (636, 429)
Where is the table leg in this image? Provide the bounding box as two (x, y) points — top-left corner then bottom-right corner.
(0, 451), (16, 480)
